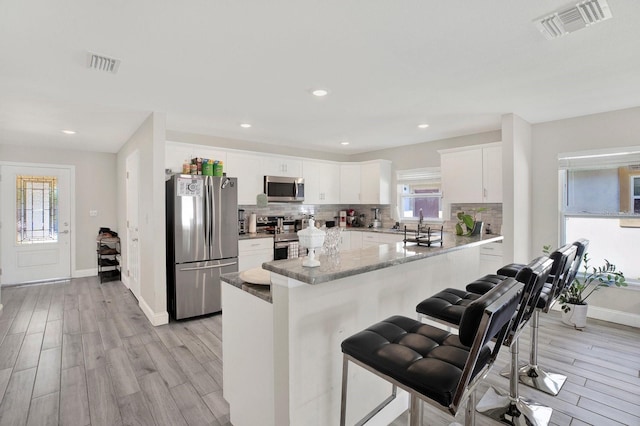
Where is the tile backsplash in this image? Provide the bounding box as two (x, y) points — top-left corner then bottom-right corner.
(448, 203), (503, 234)
(239, 204), (391, 228)
(239, 202), (502, 233)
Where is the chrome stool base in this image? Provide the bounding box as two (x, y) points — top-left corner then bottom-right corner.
(476, 386), (553, 426)
(517, 364), (566, 396)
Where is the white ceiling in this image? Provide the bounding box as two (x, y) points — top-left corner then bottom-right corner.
(1, 1), (639, 154)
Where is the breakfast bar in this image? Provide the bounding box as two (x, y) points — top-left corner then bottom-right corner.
(221, 233), (502, 426)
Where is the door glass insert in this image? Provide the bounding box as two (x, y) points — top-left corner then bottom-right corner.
(16, 175), (58, 244)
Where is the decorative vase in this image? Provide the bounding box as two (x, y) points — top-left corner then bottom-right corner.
(561, 303), (588, 329)
(471, 221), (483, 235)
(297, 218), (326, 268)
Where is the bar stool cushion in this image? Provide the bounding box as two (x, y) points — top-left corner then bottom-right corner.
(341, 315), (491, 407)
(467, 275), (553, 310)
(415, 288), (480, 324)
(463, 274), (507, 295)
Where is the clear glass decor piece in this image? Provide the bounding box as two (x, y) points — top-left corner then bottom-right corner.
(323, 227), (342, 256)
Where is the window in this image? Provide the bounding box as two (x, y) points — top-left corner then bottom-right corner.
(633, 176), (640, 214)
(397, 168), (442, 220)
(16, 175), (59, 244)
(559, 148), (640, 284)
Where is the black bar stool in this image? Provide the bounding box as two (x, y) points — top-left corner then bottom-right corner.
(340, 276), (523, 426)
(415, 256), (554, 426)
(470, 240), (587, 396)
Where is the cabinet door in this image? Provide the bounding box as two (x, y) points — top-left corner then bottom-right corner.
(226, 152), (264, 205)
(482, 146), (502, 202)
(360, 161), (391, 204)
(302, 160), (321, 204)
(321, 162), (340, 204)
(348, 231), (363, 249)
(340, 164), (361, 204)
(303, 161), (341, 205)
(441, 148), (483, 204)
(238, 238), (273, 272)
(361, 232), (379, 248)
(339, 231), (350, 251)
(262, 156), (302, 177)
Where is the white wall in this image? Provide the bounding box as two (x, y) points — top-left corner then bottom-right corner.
(0, 144), (117, 275)
(166, 130), (348, 162)
(117, 112), (168, 325)
(349, 130), (501, 169)
(502, 114), (532, 264)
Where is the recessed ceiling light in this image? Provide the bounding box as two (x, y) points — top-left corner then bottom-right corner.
(417, 124), (429, 129)
(340, 141), (350, 146)
(61, 130), (76, 135)
(311, 89), (329, 97)
(240, 123), (252, 128)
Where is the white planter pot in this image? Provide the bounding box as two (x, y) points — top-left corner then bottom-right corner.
(561, 303), (588, 329)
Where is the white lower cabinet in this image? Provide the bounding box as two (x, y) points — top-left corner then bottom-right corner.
(238, 238), (273, 272)
(348, 231), (363, 250)
(359, 231), (404, 248)
(338, 230), (350, 251)
(479, 242), (504, 276)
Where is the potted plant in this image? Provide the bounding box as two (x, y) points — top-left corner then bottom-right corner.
(455, 208), (487, 236)
(559, 253), (626, 329)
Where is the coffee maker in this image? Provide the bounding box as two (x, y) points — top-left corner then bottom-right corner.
(238, 209), (247, 234)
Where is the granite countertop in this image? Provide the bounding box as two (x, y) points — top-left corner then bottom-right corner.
(238, 233), (274, 241)
(262, 232), (503, 285)
(221, 272), (272, 303)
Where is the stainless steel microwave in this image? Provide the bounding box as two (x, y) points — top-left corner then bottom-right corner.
(264, 176), (304, 202)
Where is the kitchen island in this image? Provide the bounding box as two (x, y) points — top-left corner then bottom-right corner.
(221, 233), (502, 426)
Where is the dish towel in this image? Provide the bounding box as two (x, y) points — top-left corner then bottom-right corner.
(288, 242), (299, 258)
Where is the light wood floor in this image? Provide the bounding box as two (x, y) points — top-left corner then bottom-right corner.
(0, 277), (638, 425)
(0, 277), (229, 426)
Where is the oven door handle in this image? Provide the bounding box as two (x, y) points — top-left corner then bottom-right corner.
(274, 242), (292, 249)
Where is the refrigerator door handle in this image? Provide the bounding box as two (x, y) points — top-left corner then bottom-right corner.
(179, 262), (238, 272)
(203, 176), (212, 253)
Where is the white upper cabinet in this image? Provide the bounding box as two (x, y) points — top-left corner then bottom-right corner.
(441, 147), (484, 204)
(340, 161), (391, 204)
(226, 152), (264, 205)
(440, 143), (502, 205)
(482, 145), (502, 203)
(165, 141), (227, 173)
(340, 164), (361, 204)
(303, 160), (340, 204)
(262, 156), (303, 177)
(360, 160), (392, 204)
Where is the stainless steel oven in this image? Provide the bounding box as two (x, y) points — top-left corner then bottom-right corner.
(274, 233), (301, 260)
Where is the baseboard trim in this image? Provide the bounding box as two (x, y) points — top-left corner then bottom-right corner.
(73, 268), (97, 278)
(587, 305), (640, 328)
(138, 296), (169, 326)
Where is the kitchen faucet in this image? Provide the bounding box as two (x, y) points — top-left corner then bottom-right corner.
(418, 208), (424, 232)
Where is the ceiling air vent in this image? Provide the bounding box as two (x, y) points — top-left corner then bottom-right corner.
(628, 164), (640, 171)
(534, 0), (612, 40)
(87, 52), (121, 74)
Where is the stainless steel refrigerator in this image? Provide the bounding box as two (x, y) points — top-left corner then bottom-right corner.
(166, 175), (238, 320)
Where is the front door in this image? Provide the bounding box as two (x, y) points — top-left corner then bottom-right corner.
(0, 164), (72, 285)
